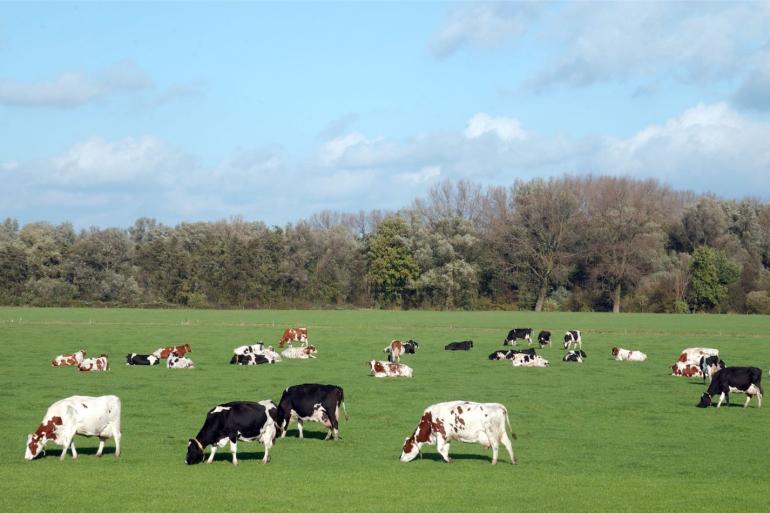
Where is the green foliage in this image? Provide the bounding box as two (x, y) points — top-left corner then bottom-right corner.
(688, 246), (740, 311)
(745, 290), (770, 314)
(366, 217), (419, 305)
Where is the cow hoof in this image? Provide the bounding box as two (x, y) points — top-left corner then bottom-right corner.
(512, 459), (517, 465)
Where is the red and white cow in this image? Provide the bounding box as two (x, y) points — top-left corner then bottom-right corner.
(281, 345), (317, 359)
(152, 344), (192, 359)
(612, 347), (647, 362)
(25, 395), (122, 461)
(672, 361), (703, 378)
(672, 347), (718, 377)
(368, 360), (413, 378)
(78, 355), (109, 372)
(278, 327), (308, 348)
(51, 350), (86, 367)
(400, 401), (516, 465)
(167, 353), (195, 369)
(511, 353), (549, 367)
(384, 340), (405, 363)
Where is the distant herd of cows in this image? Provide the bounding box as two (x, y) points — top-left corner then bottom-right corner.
(26, 325), (764, 466)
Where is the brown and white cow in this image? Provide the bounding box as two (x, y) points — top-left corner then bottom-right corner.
(400, 401), (516, 465)
(612, 347), (647, 362)
(384, 340), (405, 363)
(672, 347), (718, 377)
(368, 360), (413, 378)
(152, 344), (192, 359)
(278, 327), (308, 348)
(672, 361), (703, 378)
(52, 350), (86, 367)
(78, 355), (109, 372)
(281, 345), (317, 359)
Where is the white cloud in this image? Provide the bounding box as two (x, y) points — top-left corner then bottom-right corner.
(0, 60), (150, 107)
(319, 132), (369, 166)
(1, 160), (19, 172)
(464, 113), (527, 141)
(396, 165), (442, 185)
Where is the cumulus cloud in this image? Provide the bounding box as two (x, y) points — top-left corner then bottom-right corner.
(396, 165), (442, 185)
(0, 60), (150, 107)
(464, 113), (527, 141)
(429, 1), (541, 58)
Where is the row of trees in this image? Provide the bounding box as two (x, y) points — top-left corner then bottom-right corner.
(2, 176), (769, 313)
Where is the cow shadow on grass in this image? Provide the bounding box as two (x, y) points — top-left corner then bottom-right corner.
(417, 453), (494, 463)
(39, 447), (116, 459)
(280, 429), (329, 441)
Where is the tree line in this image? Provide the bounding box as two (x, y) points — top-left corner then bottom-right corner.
(2, 175), (769, 313)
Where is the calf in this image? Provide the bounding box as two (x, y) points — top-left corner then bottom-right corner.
(186, 400), (278, 465)
(368, 360), (414, 378)
(78, 355), (109, 372)
(230, 354), (271, 365)
(611, 347), (647, 362)
(276, 384), (348, 440)
(152, 343), (192, 359)
(699, 355), (726, 383)
(51, 350), (86, 367)
(697, 367), (763, 408)
(537, 331), (552, 348)
(504, 328), (533, 346)
(385, 340), (405, 363)
(445, 341), (473, 351)
(126, 353), (159, 366)
(167, 353), (194, 369)
(278, 327), (308, 348)
(281, 345), (317, 359)
(563, 330), (582, 350)
(25, 395), (121, 461)
(233, 343), (264, 356)
(511, 353), (549, 367)
(400, 401), (516, 465)
(563, 350), (587, 363)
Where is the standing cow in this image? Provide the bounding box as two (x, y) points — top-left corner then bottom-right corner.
(25, 395), (122, 461)
(278, 327), (308, 348)
(186, 401), (278, 465)
(504, 328), (532, 346)
(385, 340), (405, 363)
(400, 401), (516, 465)
(697, 367), (763, 408)
(537, 331), (551, 348)
(276, 384), (348, 440)
(563, 330), (582, 350)
(153, 344), (192, 359)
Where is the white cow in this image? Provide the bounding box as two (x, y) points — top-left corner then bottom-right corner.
(78, 355), (109, 372)
(400, 401), (516, 465)
(262, 346), (282, 363)
(168, 353), (195, 369)
(368, 360), (413, 378)
(612, 347), (647, 362)
(281, 345), (317, 359)
(25, 395), (122, 461)
(511, 353), (549, 367)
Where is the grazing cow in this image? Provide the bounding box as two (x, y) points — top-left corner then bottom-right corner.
(511, 353), (549, 367)
(230, 354), (271, 365)
(385, 340), (405, 363)
(186, 400), (278, 465)
(281, 345), (317, 359)
(167, 353), (194, 369)
(152, 344), (192, 359)
(368, 360), (414, 378)
(563, 330), (582, 350)
(25, 395), (121, 461)
(51, 350), (86, 367)
(697, 367), (763, 408)
(125, 353), (159, 366)
(276, 384), (348, 440)
(403, 340), (419, 354)
(563, 350), (587, 363)
(488, 348), (537, 361)
(78, 355), (109, 372)
(504, 328), (533, 346)
(278, 327), (308, 348)
(611, 347), (647, 362)
(537, 331), (552, 348)
(400, 401), (516, 465)
(233, 343), (264, 356)
(672, 361), (703, 378)
(445, 341), (473, 351)
(700, 355), (726, 383)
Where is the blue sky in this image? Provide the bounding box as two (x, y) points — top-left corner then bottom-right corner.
(2, 1), (770, 228)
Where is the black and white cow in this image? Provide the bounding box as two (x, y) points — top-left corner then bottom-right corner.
(276, 384), (348, 441)
(229, 354), (271, 365)
(445, 341), (473, 351)
(488, 348), (537, 361)
(186, 401), (278, 465)
(699, 355), (726, 384)
(403, 340), (419, 354)
(504, 328), (532, 346)
(697, 367), (763, 408)
(537, 331), (551, 348)
(125, 353), (159, 366)
(233, 343), (264, 356)
(562, 350), (587, 363)
(563, 330), (582, 350)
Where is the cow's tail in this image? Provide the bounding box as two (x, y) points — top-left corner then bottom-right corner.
(504, 406), (516, 440)
(338, 388), (349, 421)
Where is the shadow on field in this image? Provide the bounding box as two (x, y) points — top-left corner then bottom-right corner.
(418, 453), (492, 463)
(38, 447), (116, 459)
(281, 429), (329, 440)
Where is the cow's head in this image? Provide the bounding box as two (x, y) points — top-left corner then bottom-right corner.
(304, 345), (317, 355)
(611, 347), (619, 357)
(400, 412), (434, 462)
(697, 393), (712, 408)
(578, 350), (587, 358)
(25, 416), (63, 461)
(186, 438), (206, 464)
(400, 435), (421, 462)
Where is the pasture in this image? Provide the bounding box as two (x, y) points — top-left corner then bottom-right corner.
(1, 308), (768, 513)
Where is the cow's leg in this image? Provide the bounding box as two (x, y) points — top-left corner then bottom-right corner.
(206, 446), (218, 464)
(297, 419), (304, 439)
(436, 436), (451, 463)
(490, 440), (499, 465)
(744, 394), (752, 408)
(716, 392), (726, 408)
(96, 437), (106, 457)
(500, 433), (516, 465)
(229, 440), (238, 465)
(113, 427), (122, 458)
(69, 440), (78, 460)
(758, 392), (763, 408)
(526, 335), (532, 347)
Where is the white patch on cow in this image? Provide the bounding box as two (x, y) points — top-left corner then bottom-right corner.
(212, 406), (231, 414)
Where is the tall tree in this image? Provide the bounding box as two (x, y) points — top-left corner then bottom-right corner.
(366, 217), (419, 305)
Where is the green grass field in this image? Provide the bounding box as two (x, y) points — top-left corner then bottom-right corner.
(1, 308), (768, 513)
